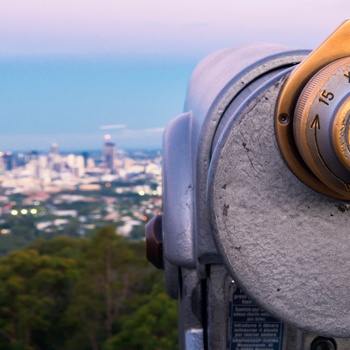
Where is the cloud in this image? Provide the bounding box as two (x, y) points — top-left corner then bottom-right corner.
(100, 124), (127, 130)
(143, 127), (165, 133)
(118, 127), (164, 136)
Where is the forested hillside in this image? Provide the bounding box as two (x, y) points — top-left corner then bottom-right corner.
(0, 226), (178, 350)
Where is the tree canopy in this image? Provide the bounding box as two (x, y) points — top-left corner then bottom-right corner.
(0, 227), (178, 350)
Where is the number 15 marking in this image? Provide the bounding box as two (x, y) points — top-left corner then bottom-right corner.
(319, 90), (334, 106)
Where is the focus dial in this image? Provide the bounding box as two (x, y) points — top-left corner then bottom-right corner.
(294, 57), (350, 197)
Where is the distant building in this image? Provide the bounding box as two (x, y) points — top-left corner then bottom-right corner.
(48, 144), (61, 173)
(103, 141), (116, 174)
(26, 151), (40, 177)
(2, 152), (14, 171)
(16, 153), (26, 167)
(51, 143), (59, 154)
(75, 155), (85, 177)
(0, 156), (5, 174)
(81, 151), (89, 167)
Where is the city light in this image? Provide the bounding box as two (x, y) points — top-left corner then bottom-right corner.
(138, 191), (145, 196)
(21, 209), (28, 215)
(30, 209), (38, 214)
(10, 210), (18, 216)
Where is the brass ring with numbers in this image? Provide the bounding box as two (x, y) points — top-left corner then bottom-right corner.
(276, 20), (350, 200)
(294, 57), (350, 196)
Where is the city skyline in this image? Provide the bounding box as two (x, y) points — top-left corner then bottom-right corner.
(0, 136), (162, 242)
(0, 1), (348, 150)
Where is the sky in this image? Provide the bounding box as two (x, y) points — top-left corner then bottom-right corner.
(0, 0), (348, 151)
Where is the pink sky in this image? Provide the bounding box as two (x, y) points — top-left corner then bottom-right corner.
(0, 0), (347, 58)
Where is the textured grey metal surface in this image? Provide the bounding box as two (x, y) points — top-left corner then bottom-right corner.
(183, 44), (309, 263)
(206, 265), (231, 349)
(163, 112), (195, 268)
(200, 263), (350, 349)
(164, 257), (179, 299)
(178, 268), (204, 349)
(208, 71), (350, 337)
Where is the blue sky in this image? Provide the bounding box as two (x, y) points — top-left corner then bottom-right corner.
(0, 0), (348, 151)
(0, 59), (193, 150)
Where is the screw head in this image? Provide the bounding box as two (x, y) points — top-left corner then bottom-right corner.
(310, 337), (336, 350)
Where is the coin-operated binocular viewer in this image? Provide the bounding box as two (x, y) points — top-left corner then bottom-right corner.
(146, 21), (350, 350)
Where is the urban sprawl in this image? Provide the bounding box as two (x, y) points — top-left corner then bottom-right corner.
(0, 140), (162, 245)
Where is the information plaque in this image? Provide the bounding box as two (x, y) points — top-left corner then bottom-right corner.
(229, 288), (284, 350)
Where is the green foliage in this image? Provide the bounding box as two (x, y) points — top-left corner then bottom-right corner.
(0, 245), (82, 349)
(129, 224), (146, 240)
(64, 227), (145, 349)
(104, 278), (178, 350)
(0, 227), (178, 350)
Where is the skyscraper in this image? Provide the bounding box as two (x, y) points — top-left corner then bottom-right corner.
(27, 150), (40, 178)
(81, 151), (89, 168)
(103, 135), (116, 174)
(48, 143), (61, 173)
(2, 152), (14, 171)
(51, 143), (59, 154)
